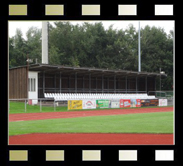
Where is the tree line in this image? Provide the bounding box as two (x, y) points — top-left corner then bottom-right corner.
(9, 21), (173, 90)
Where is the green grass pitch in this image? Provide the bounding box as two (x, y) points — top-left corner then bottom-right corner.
(9, 112), (173, 136)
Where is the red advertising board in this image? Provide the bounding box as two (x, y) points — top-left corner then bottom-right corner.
(136, 99), (141, 107)
(119, 99), (123, 108)
(120, 99), (131, 108)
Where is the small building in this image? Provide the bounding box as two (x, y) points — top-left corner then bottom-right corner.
(9, 63), (166, 104)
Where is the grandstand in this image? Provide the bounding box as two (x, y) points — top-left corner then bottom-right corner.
(9, 63), (166, 104)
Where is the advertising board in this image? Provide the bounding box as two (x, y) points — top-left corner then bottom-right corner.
(96, 100), (109, 108)
(109, 100), (120, 108)
(68, 100), (82, 110)
(131, 99), (141, 107)
(159, 99), (168, 106)
(141, 99), (158, 107)
(120, 99), (131, 108)
(82, 99), (96, 109)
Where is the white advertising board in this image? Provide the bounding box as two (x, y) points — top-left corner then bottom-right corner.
(82, 99), (96, 109)
(159, 99), (168, 106)
(110, 100), (120, 108)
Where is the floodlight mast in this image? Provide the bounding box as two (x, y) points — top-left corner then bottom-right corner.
(42, 21), (48, 64)
(138, 21), (141, 72)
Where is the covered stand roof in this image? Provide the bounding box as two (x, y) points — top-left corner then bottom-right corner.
(10, 63), (167, 78)
(29, 63), (167, 78)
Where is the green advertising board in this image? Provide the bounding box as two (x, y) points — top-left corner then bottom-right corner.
(96, 100), (109, 108)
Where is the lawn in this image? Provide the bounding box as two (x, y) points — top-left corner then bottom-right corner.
(9, 112), (173, 136)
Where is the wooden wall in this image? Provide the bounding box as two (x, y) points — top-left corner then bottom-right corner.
(9, 67), (28, 99)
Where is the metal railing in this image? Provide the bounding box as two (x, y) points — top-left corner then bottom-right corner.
(9, 93), (173, 114)
(43, 88), (147, 94)
(9, 98), (61, 113)
(148, 91), (173, 99)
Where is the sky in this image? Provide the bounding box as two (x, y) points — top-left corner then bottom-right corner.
(9, 20), (174, 39)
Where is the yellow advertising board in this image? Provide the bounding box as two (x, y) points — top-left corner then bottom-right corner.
(68, 100), (83, 110)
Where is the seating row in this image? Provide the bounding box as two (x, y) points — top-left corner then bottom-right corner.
(44, 93), (156, 101)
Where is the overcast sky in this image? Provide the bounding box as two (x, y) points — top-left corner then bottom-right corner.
(9, 20), (174, 39)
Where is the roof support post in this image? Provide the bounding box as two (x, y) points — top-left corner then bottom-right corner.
(154, 77), (156, 91)
(43, 71), (45, 94)
(59, 72), (62, 93)
(136, 76), (138, 93)
(75, 72), (77, 93)
(114, 75), (116, 93)
(102, 75), (104, 93)
(96, 77), (97, 93)
(27, 57), (29, 99)
(146, 76), (147, 93)
(54, 74), (56, 93)
(83, 76), (85, 93)
(89, 73), (91, 93)
(125, 76), (127, 94)
(69, 75), (71, 93)
(107, 77), (109, 93)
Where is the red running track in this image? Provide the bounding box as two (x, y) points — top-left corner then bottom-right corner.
(9, 107), (173, 145)
(9, 133), (173, 145)
(9, 107), (173, 122)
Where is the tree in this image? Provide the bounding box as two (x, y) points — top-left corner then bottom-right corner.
(140, 26), (173, 90)
(9, 29), (27, 67)
(9, 37), (16, 68)
(26, 27), (42, 63)
(9, 22), (173, 90)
